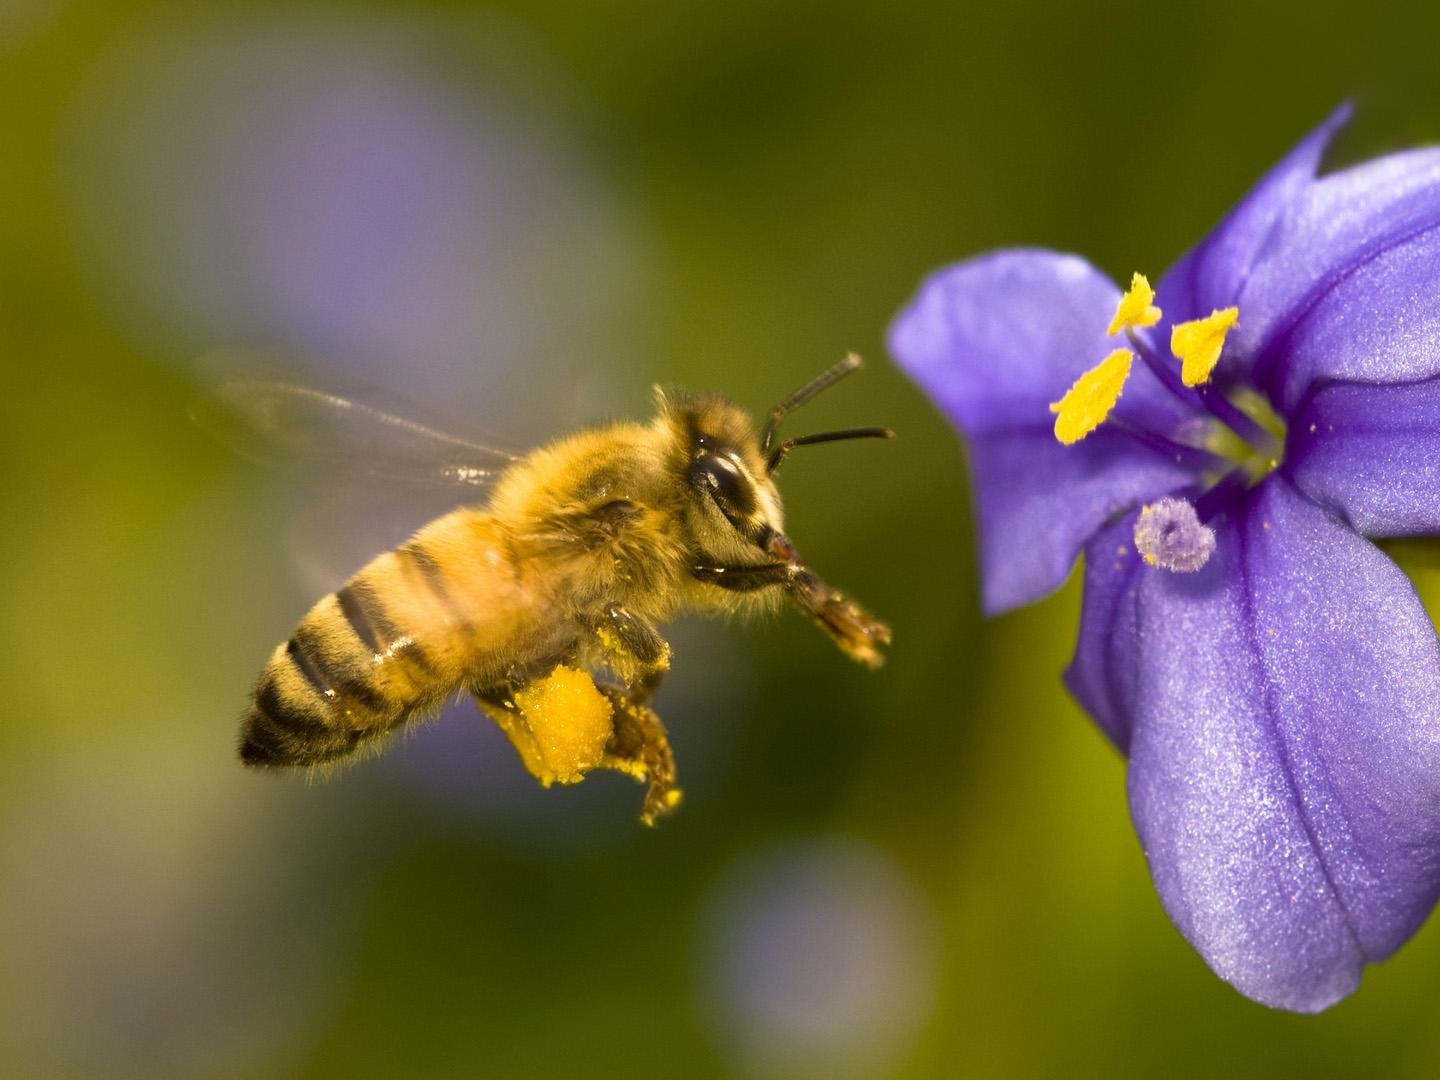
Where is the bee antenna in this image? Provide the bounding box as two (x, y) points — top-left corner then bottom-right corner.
(767, 426), (894, 474)
(761, 353), (864, 455)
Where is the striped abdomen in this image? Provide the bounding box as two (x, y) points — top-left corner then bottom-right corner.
(238, 511), (527, 767)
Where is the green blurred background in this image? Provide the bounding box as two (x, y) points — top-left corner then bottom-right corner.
(5, 2), (1440, 1077)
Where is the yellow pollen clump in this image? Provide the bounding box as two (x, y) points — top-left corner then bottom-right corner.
(1107, 273), (1163, 336)
(509, 665), (615, 785)
(1171, 307), (1239, 387)
(1049, 348), (1134, 445)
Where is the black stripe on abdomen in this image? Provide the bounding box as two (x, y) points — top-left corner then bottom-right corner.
(335, 579), (435, 675)
(286, 634), (330, 697)
(240, 670), (346, 766)
(336, 583), (390, 655)
(255, 674), (329, 736)
(294, 623), (391, 714)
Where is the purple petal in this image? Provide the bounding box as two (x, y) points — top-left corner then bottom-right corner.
(1230, 141), (1440, 406)
(1062, 511), (1143, 752)
(889, 250), (1195, 612)
(1156, 105), (1350, 327)
(1287, 374), (1440, 536)
(1252, 217), (1440, 412)
(963, 430), (1189, 614)
(1127, 480), (1440, 1012)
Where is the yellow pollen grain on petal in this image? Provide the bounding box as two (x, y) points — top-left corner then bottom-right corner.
(1049, 348), (1133, 445)
(1171, 307), (1239, 387)
(1107, 273), (1162, 336)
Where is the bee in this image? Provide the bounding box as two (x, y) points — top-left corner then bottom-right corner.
(225, 354), (892, 824)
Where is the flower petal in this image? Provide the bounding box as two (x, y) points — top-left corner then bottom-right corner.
(1156, 105), (1350, 327)
(1210, 132), (1440, 405)
(889, 249), (1189, 435)
(1287, 374), (1440, 536)
(1251, 217), (1440, 411)
(1062, 511), (1143, 752)
(889, 250), (1195, 612)
(1127, 480), (1440, 1011)
(961, 428), (1188, 614)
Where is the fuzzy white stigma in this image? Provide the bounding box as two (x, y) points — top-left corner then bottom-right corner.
(1134, 497), (1215, 573)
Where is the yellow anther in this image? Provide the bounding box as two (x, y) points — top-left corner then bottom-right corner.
(1049, 348), (1133, 446)
(1171, 307), (1239, 387)
(1107, 273), (1162, 336)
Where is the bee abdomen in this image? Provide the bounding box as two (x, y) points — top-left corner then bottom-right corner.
(238, 672), (362, 766)
(238, 593), (421, 767)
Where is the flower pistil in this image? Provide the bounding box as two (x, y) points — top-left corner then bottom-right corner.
(1133, 496), (1216, 572)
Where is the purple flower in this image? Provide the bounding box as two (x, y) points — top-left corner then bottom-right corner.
(888, 106), (1440, 1012)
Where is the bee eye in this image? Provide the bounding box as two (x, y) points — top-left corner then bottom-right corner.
(692, 452), (757, 521)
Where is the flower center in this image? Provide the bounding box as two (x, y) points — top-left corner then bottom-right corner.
(1200, 386), (1286, 484)
(1048, 272), (1291, 573)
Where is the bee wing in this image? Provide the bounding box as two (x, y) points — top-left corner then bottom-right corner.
(196, 379), (522, 488)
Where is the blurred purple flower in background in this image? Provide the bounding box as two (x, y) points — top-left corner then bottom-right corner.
(889, 107), (1440, 1012)
(65, 13), (644, 436)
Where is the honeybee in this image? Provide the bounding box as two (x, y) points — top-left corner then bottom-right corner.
(225, 354), (891, 824)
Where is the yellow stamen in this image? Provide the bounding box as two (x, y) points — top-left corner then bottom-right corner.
(1107, 273), (1162, 336)
(1049, 348), (1133, 445)
(1171, 307), (1239, 387)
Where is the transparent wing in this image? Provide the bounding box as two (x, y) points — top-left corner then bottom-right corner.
(196, 379), (522, 488)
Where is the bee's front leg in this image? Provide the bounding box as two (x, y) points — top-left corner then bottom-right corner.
(690, 562), (792, 592)
(693, 546), (890, 668)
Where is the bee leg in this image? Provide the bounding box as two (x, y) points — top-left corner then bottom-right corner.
(599, 602), (668, 667)
(472, 667), (614, 790)
(585, 604), (681, 823)
(690, 562), (792, 592)
(589, 602), (671, 697)
(473, 664), (681, 826)
(694, 548), (890, 668)
(596, 685), (681, 826)
(473, 684), (552, 785)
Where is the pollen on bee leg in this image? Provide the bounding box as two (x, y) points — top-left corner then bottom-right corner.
(1171, 307), (1239, 387)
(1133, 497), (1215, 573)
(508, 665), (615, 785)
(1049, 348), (1133, 445)
(1107, 273), (1162, 336)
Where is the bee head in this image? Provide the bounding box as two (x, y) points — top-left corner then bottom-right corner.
(688, 424), (781, 550)
(651, 390), (781, 561)
(658, 354), (893, 565)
